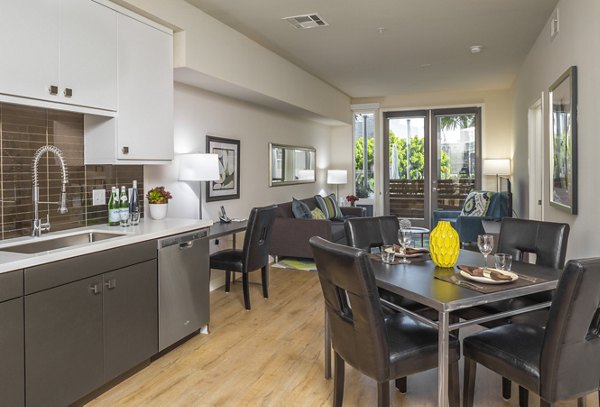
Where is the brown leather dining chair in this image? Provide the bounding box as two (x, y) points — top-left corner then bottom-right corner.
(309, 236), (460, 407)
(463, 258), (600, 407)
(209, 205), (277, 310)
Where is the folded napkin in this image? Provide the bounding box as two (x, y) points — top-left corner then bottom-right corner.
(392, 244), (429, 255)
(457, 265), (512, 281)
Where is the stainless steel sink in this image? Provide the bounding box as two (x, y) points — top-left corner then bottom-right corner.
(0, 231), (126, 254)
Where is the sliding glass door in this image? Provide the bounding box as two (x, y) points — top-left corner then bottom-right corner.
(384, 107), (481, 227)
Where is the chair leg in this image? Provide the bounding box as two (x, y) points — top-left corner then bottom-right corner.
(377, 381), (390, 407)
(333, 351), (345, 407)
(225, 271), (231, 293)
(448, 361), (460, 407)
(463, 357), (477, 407)
(577, 397), (585, 407)
(519, 385), (529, 407)
(395, 377), (406, 394)
(502, 377), (511, 400)
(261, 265), (269, 298)
(242, 272), (251, 310)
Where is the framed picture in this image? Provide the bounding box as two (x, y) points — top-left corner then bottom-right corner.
(206, 135), (240, 201)
(549, 66), (577, 214)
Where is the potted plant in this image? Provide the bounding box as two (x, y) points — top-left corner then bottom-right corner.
(345, 194), (359, 207)
(146, 186), (172, 220)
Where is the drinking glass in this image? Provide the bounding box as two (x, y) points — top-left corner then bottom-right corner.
(381, 245), (396, 264)
(494, 253), (512, 271)
(477, 234), (494, 266)
(397, 228), (413, 264)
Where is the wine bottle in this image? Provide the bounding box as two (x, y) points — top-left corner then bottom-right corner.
(108, 187), (120, 226)
(129, 180), (140, 225)
(119, 186), (130, 227)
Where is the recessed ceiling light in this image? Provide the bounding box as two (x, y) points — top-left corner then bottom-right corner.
(470, 45), (483, 54)
(377, 27), (385, 33)
(420, 63), (432, 69)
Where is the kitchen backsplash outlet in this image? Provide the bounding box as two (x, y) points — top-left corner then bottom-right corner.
(0, 103), (144, 240)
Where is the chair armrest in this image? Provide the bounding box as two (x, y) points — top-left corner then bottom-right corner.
(432, 210), (461, 228)
(341, 206), (366, 217)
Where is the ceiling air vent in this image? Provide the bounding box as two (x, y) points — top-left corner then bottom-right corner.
(283, 13), (329, 29)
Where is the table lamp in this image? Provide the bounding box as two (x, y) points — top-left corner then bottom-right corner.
(179, 153), (220, 219)
(327, 169), (347, 200)
(483, 159), (511, 191)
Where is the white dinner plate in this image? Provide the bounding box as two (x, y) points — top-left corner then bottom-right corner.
(384, 247), (429, 258)
(459, 268), (518, 284)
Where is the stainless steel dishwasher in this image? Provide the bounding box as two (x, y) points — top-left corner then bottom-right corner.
(157, 229), (209, 351)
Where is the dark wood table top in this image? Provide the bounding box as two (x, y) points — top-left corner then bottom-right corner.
(370, 249), (561, 313)
(207, 220), (248, 239)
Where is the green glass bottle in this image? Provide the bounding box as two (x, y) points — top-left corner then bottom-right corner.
(108, 187), (120, 226)
(119, 185), (130, 227)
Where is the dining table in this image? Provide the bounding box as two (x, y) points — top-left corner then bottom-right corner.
(323, 249), (562, 407)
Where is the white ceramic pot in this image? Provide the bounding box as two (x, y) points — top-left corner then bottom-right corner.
(149, 203), (168, 220)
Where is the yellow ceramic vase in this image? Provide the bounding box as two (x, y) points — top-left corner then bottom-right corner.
(429, 221), (460, 268)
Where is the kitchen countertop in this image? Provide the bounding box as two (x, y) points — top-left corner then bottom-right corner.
(0, 218), (213, 274)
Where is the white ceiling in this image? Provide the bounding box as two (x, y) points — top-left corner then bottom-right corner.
(184, 0), (559, 98)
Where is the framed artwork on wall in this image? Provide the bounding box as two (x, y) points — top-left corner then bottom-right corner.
(206, 135), (241, 202)
(549, 65), (577, 214)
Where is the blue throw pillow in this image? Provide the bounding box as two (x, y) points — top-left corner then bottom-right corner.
(292, 198), (312, 219)
(314, 194), (343, 220)
(460, 191), (493, 216)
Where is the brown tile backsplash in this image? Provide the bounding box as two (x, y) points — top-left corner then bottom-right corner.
(0, 103), (144, 239)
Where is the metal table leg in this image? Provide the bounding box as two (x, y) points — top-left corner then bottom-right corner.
(324, 307), (331, 379)
(438, 311), (449, 407)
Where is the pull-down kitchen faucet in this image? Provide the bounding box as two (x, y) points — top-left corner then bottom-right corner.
(32, 145), (69, 237)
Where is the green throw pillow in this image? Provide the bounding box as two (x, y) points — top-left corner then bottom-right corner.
(460, 191), (493, 216)
(314, 193), (343, 220)
(311, 208), (326, 219)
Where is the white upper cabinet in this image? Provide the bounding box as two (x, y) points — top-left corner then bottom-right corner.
(84, 12), (173, 164)
(0, 0), (117, 112)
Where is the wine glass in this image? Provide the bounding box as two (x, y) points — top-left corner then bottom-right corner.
(477, 234), (494, 267)
(397, 228), (413, 264)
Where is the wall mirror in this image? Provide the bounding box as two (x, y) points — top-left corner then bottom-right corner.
(549, 65), (577, 214)
(269, 143), (316, 186)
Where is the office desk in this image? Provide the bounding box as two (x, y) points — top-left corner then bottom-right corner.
(324, 250), (561, 407)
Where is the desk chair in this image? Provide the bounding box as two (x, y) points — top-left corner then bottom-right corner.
(310, 236), (460, 407)
(463, 258), (600, 407)
(210, 205), (277, 310)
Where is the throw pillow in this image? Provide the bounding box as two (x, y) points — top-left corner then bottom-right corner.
(311, 208), (326, 219)
(314, 193), (343, 220)
(460, 191), (493, 217)
(291, 198), (312, 219)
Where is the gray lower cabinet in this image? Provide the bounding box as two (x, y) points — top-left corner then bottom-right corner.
(0, 297), (25, 407)
(25, 275), (104, 407)
(104, 260), (158, 381)
(24, 245), (158, 407)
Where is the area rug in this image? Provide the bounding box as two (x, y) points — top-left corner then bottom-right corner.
(271, 258), (317, 272)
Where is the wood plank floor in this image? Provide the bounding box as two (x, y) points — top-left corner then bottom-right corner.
(87, 267), (597, 407)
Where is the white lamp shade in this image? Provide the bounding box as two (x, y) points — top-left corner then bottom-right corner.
(327, 170), (348, 184)
(483, 159), (511, 176)
(179, 154), (220, 181)
(297, 169), (315, 180)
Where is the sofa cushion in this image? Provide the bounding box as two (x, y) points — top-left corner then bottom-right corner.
(314, 193), (343, 220)
(292, 198), (312, 219)
(311, 208), (326, 219)
(460, 191), (492, 217)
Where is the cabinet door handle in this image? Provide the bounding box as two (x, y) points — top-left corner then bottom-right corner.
(105, 279), (117, 290)
(89, 283), (102, 295)
(48, 85), (58, 95)
(122, 146), (129, 155)
(63, 88), (73, 97)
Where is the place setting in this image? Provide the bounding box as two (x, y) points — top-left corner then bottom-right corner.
(372, 227), (430, 264)
(436, 234), (545, 293)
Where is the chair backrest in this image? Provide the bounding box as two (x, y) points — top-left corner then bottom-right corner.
(344, 216), (399, 251)
(497, 218), (570, 269)
(539, 258), (600, 402)
(242, 205), (277, 272)
(309, 236), (389, 381)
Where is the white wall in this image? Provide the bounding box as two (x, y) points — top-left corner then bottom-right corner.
(145, 83), (332, 222)
(512, 0), (600, 259)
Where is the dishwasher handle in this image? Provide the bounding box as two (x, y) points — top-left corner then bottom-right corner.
(179, 241), (194, 250)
